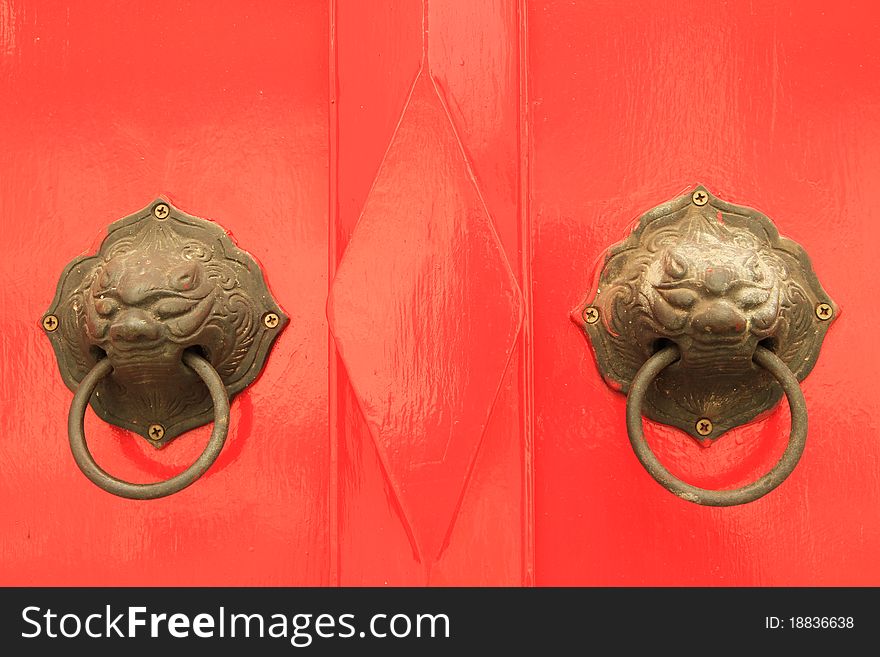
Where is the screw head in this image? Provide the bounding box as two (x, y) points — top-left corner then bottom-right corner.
(148, 424), (165, 441)
(815, 302), (834, 321)
(42, 314), (59, 332)
(583, 306), (600, 324)
(153, 203), (170, 219)
(263, 312), (280, 329)
(692, 190), (709, 206)
(695, 418), (713, 436)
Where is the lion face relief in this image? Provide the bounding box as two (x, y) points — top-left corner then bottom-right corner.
(574, 187), (835, 439)
(44, 200), (286, 444)
(637, 228), (786, 373)
(68, 233), (257, 433)
(83, 250), (218, 379)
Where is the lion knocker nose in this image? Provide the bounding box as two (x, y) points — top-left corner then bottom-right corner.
(574, 186), (836, 506)
(43, 200), (287, 499)
(108, 310), (162, 344)
(691, 301), (747, 339)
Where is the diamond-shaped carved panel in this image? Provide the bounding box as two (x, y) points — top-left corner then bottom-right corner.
(328, 72), (523, 561)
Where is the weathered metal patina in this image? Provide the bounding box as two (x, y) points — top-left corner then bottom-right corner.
(573, 186), (836, 440)
(626, 344), (807, 506)
(44, 200), (287, 447)
(574, 187), (837, 505)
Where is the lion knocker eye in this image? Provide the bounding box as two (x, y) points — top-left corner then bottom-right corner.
(661, 250), (688, 281)
(169, 262), (200, 292)
(154, 297), (196, 319)
(93, 298), (118, 316)
(745, 254), (766, 284)
(655, 287), (698, 310)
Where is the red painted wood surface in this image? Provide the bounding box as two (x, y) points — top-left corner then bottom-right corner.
(531, 0), (880, 585)
(0, 0), (331, 585)
(332, 0), (527, 585)
(1, 0), (879, 586)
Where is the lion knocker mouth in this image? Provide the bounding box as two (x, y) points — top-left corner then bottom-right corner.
(573, 186), (836, 439)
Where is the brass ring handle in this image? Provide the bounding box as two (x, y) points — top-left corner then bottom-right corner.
(68, 352), (230, 500)
(626, 345), (807, 506)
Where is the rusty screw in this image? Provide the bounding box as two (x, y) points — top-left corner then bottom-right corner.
(692, 190), (709, 206)
(148, 424), (165, 441)
(695, 418), (713, 436)
(42, 314), (59, 332)
(815, 302), (834, 321)
(583, 306), (600, 325)
(153, 203), (170, 219)
(263, 312), (280, 329)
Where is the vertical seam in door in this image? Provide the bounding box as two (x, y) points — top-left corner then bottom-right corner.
(421, 0), (429, 68)
(518, 0), (536, 587)
(328, 0), (341, 587)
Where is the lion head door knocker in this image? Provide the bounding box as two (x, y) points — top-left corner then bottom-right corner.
(43, 201), (287, 499)
(572, 186), (836, 506)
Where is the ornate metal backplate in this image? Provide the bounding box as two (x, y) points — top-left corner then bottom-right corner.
(43, 200), (288, 446)
(572, 186), (837, 440)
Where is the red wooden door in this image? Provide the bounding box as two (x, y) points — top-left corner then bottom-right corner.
(1, 0), (333, 585)
(531, 0), (880, 585)
(2, 0), (879, 587)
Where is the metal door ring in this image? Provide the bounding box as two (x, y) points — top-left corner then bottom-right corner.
(626, 345), (807, 506)
(68, 352), (230, 500)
